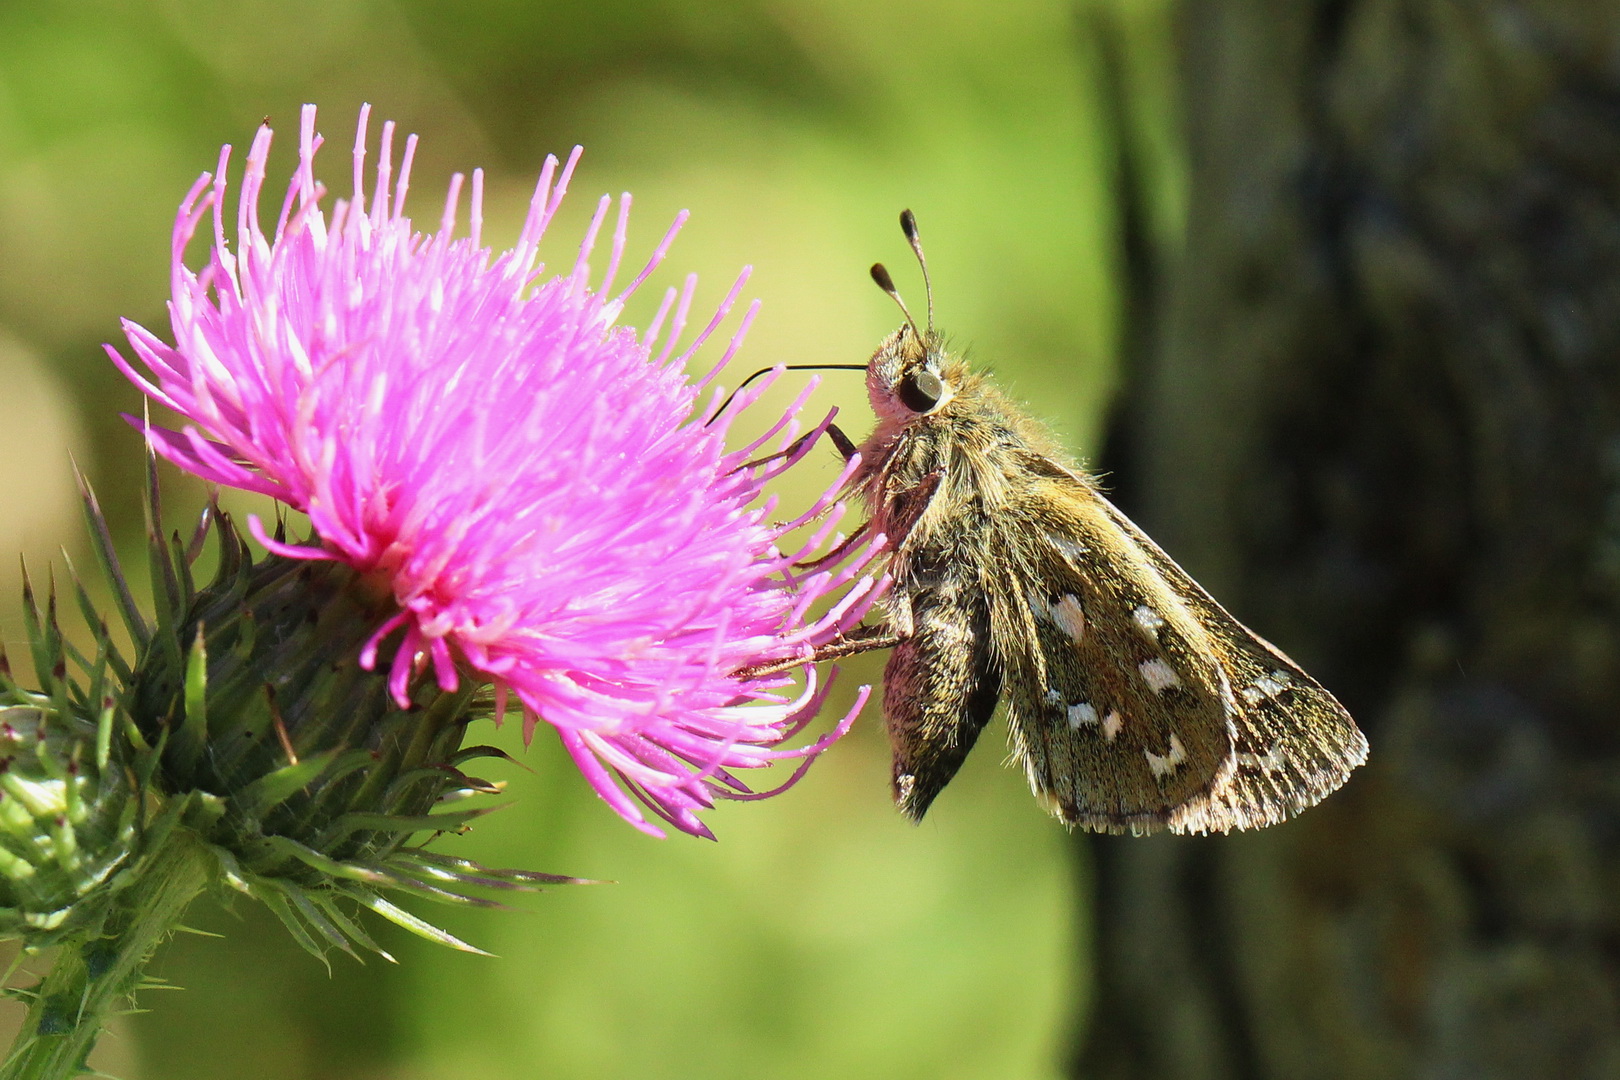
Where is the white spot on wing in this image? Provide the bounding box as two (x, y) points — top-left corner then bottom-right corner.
(1102, 709), (1123, 741)
(1239, 670), (1293, 706)
(1138, 658), (1182, 694)
(1067, 702), (1098, 729)
(1044, 688), (1064, 707)
(1145, 733), (1187, 779)
(1048, 535), (1088, 563)
(1132, 605), (1165, 639)
(1053, 594), (1086, 641)
(1237, 744), (1288, 772)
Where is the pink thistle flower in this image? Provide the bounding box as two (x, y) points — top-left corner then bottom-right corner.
(106, 105), (885, 838)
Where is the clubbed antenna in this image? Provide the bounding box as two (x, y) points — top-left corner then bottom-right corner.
(870, 262), (924, 342)
(899, 209), (934, 334)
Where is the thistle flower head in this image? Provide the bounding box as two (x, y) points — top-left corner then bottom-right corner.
(107, 106), (881, 837)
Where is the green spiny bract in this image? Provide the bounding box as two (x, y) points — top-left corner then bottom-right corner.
(0, 466), (579, 963)
(0, 701), (136, 949)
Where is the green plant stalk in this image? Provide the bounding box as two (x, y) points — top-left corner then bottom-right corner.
(0, 831), (213, 1080)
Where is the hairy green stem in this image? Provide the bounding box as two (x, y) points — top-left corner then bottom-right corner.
(1, 832), (213, 1080)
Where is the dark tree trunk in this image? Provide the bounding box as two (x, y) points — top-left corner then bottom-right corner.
(1077, 3), (1620, 1078)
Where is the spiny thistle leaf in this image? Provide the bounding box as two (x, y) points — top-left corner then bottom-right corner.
(73, 465), (147, 650)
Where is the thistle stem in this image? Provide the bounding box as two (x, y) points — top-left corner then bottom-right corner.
(1, 831), (213, 1080)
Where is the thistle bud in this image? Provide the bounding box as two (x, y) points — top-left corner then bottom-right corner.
(0, 702), (134, 947)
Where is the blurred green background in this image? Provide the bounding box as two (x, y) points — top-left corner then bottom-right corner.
(0, 1), (1181, 1076)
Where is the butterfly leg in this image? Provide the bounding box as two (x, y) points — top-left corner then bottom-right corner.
(733, 422), (858, 473)
(810, 622), (903, 660)
(793, 518), (875, 571)
(826, 423), (858, 460)
(731, 623), (902, 679)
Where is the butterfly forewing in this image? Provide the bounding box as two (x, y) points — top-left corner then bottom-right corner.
(993, 477), (1238, 832)
(1091, 497), (1368, 832)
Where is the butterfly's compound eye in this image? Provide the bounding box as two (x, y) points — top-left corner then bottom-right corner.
(898, 368), (944, 413)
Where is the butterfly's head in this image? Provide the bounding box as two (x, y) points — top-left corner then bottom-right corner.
(866, 322), (955, 425)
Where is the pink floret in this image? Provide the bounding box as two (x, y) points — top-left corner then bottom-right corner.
(108, 105), (884, 838)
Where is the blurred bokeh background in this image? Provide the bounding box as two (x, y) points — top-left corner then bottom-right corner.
(0, 1), (1182, 1077)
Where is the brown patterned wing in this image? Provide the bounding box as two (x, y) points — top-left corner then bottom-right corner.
(1091, 495), (1368, 832)
(991, 479), (1241, 834)
(881, 571), (1004, 822)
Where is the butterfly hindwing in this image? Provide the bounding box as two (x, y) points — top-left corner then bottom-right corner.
(882, 541), (1005, 822)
